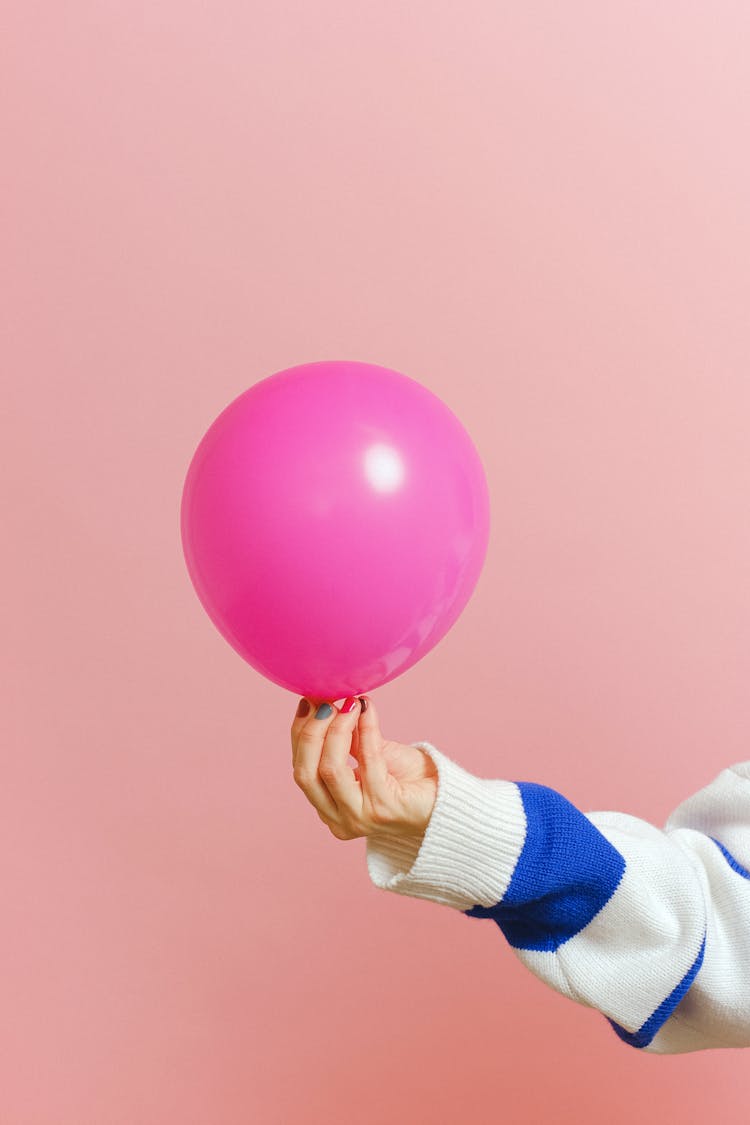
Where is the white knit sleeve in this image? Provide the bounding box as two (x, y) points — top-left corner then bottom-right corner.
(365, 743), (750, 1055)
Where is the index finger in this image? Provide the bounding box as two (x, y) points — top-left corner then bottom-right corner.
(291, 697), (316, 768)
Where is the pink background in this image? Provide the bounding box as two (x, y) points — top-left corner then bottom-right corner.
(3, 2), (750, 1122)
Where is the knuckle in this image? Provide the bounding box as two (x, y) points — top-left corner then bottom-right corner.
(330, 823), (354, 841)
(318, 761), (339, 783)
(293, 767), (312, 788)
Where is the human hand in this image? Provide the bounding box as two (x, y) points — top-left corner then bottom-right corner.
(290, 694), (438, 842)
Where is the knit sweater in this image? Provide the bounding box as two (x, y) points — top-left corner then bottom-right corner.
(365, 743), (750, 1054)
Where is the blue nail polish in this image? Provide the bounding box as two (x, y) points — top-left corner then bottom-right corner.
(315, 702), (333, 719)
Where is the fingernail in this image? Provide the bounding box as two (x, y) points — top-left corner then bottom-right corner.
(341, 696), (359, 714)
(358, 696), (369, 713)
(296, 698), (311, 718)
(315, 702), (334, 720)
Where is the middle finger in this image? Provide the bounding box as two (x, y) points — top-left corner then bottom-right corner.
(318, 698), (362, 816)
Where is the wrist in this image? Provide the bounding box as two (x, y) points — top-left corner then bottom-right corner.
(367, 743), (526, 910)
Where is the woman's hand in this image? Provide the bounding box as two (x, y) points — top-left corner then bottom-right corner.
(290, 694), (438, 842)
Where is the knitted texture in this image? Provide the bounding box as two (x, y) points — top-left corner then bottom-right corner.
(366, 745), (750, 1054)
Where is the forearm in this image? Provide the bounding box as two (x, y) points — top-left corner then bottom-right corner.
(366, 744), (750, 1054)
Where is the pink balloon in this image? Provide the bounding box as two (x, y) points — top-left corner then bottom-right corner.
(180, 360), (490, 701)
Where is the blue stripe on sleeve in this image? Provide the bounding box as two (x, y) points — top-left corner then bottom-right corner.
(709, 837), (750, 880)
(464, 782), (626, 951)
(607, 930), (707, 1048)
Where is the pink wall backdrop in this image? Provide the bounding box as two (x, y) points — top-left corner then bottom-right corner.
(3, 2), (750, 1122)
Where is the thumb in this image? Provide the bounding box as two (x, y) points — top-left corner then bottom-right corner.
(353, 695), (389, 799)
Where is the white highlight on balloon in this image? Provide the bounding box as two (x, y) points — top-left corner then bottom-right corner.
(363, 444), (406, 493)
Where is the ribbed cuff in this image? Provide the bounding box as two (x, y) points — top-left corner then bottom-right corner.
(365, 742), (527, 911)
